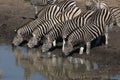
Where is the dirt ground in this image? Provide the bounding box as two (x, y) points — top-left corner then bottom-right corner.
(0, 0), (120, 56)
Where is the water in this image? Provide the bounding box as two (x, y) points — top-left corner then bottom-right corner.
(0, 44), (120, 80)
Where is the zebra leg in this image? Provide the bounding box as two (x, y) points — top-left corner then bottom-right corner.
(86, 42), (91, 54)
(62, 39), (65, 52)
(105, 26), (109, 47)
(53, 40), (56, 47)
(79, 47), (84, 55)
(105, 33), (108, 47)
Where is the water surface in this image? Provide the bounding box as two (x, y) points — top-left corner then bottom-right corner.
(0, 44), (120, 80)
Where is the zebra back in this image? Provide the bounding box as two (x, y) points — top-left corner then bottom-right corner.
(89, 9), (113, 29)
(37, 0), (77, 19)
(37, 5), (61, 20)
(57, 0), (77, 12)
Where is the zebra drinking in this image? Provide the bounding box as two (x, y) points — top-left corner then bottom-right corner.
(27, 5), (82, 48)
(12, 0), (78, 46)
(41, 6), (82, 52)
(12, 5), (61, 46)
(63, 9), (113, 55)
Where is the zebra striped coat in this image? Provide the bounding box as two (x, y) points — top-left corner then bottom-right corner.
(37, 0), (77, 18)
(41, 6), (82, 52)
(85, 0), (120, 28)
(12, 5), (60, 46)
(85, 0), (120, 46)
(27, 6), (82, 48)
(63, 9), (113, 55)
(12, 0), (78, 46)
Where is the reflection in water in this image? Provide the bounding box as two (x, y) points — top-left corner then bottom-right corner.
(0, 45), (120, 80)
(110, 75), (120, 80)
(13, 46), (98, 80)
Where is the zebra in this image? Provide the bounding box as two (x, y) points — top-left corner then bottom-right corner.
(63, 23), (105, 55)
(12, 5), (61, 46)
(40, 6), (82, 52)
(42, 10), (94, 52)
(27, 16), (63, 48)
(27, 6), (82, 48)
(85, 0), (120, 45)
(62, 10), (95, 51)
(85, 0), (120, 27)
(41, 22), (64, 52)
(12, 0), (78, 46)
(37, 0), (77, 18)
(63, 9), (113, 55)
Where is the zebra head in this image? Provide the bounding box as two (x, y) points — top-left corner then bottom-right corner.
(63, 41), (73, 56)
(12, 34), (24, 46)
(27, 33), (40, 48)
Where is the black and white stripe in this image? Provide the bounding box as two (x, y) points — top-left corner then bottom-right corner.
(63, 23), (104, 55)
(37, 5), (61, 19)
(41, 6), (82, 52)
(41, 22), (64, 52)
(63, 9), (113, 55)
(27, 5), (82, 48)
(62, 10), (95, 40)
(85, 0), (120, 45)
(109, 7), (120, 27)
(57, 0), (77, 12)
(37, 0), (77, 18)
(12, 5), (61, 46)
(85, 0), (120, 27)
(62, 10), (95, 51)
(12, 0), (79, 46)
(27, 16), (63, 48)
